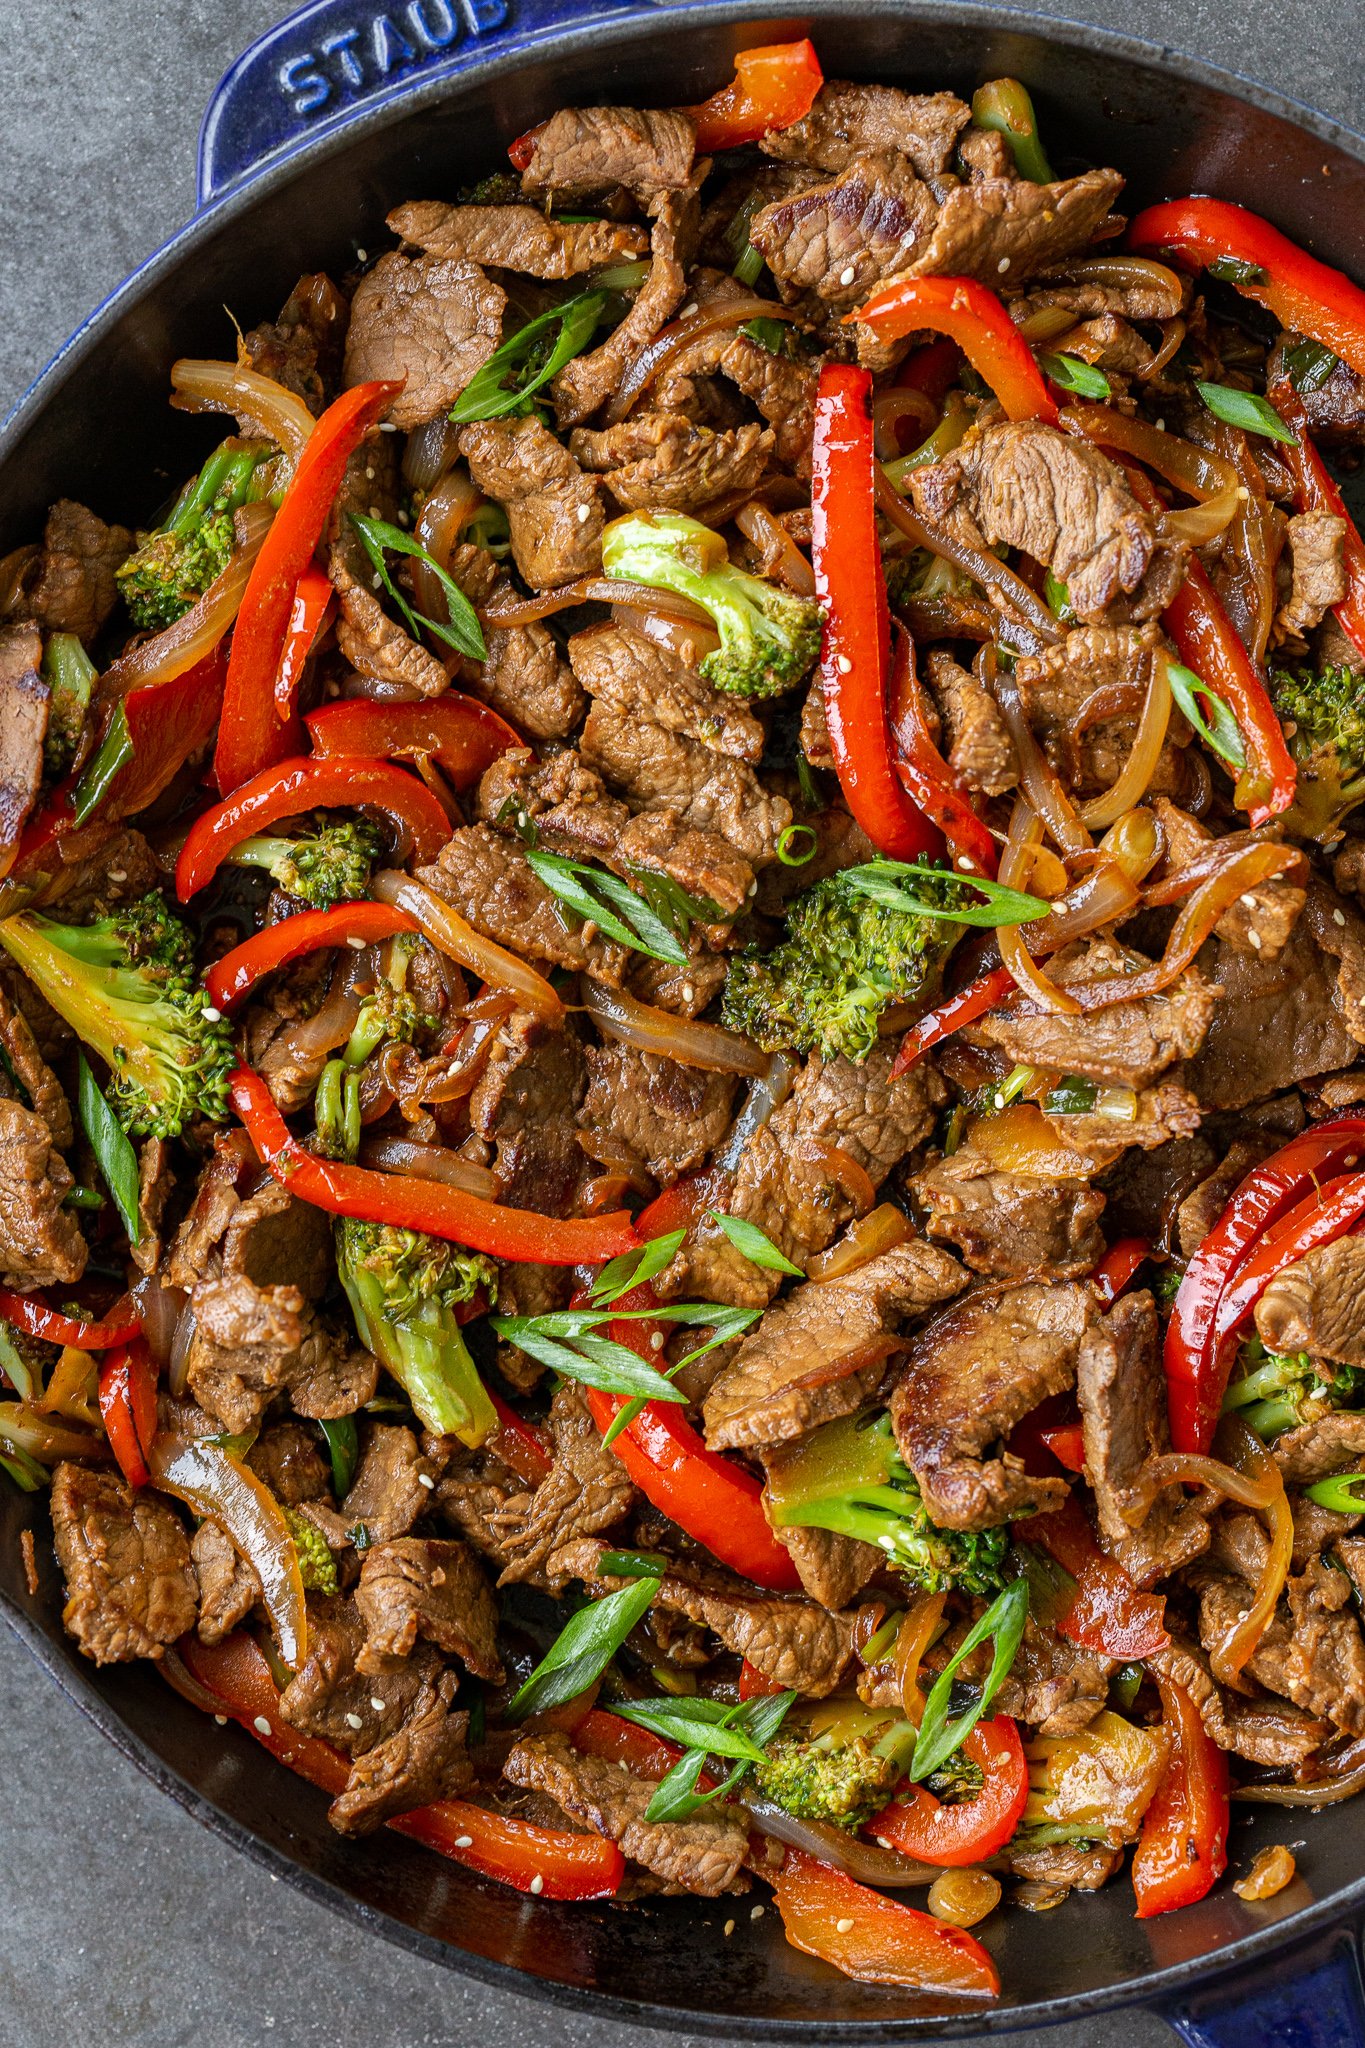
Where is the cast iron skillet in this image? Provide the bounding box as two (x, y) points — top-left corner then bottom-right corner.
(3, 5), (1365, 2039)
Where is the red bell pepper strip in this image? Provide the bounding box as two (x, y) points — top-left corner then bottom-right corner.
(176, 754), (452, 901)
(679, 39), (824, 151)
(487, 1389), (554, 1488)
(1212, 1171), (1365, 1356)
(1039, 1422), (1086, 1474)
(573, 1706), (694, 1782)
(1132, 1665), (1229, 1919)
(1164, 1115), (1365, 1454)
(1119, 464), (1296, 827)
(773, 1849), (1000, 1996)
(740, 1658), (789, 1701)
(1128, 197), (1365, 383)
(895, 336), (962, 406)
(870, 1717), (1027, 1867)
(1018, 1492), (1169, 1659)
(178, 1632), (624, 1899)
(1093, 1236), (1151, 1307)
(204, 902), (420, 1013)
(230, 1061), (638, 1267)
(1268, 379), (1365, 663)
(633, 1169), (726, 1244)
(215, 379), (400, 794)
(581, 1282), (801, 1591)
(274, 562), (334, 719)
(851, 275), (1060, 427)
(891, 965), (1015, 1077)
(811, 364), (942, 863)
(889, 628), (998, 877)
(306, 694), (520, 790)
(14, 646), (228, 881)
(0, 1288), (139, 1351)
(97, 1338), (158, 1490)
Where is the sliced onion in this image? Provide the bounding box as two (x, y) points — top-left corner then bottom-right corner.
(873, 387), (937, 462)
(150, 1430), (307, 1667)
(610, 601), (721, 669)
(1061, 404), (1239, 501)
(0, 1400), (111, 1462)
(582, 977), (769, 1075)
(1235, 1741), (1365, 1806)
(358, 1135), (497, 1199)
(481, 576), (715, 630)
(1009, 860), (1141, 960)
(1080, 651), (1173, 830)
(412, 467), (483, 619)
(1046, 254), (1188, 313)
(718, 1052), (795, 1170)
(1168, 1417), (1291, 1686)
(371, 869), (562, 1023)
(807, 1203), (910, 1281)
(1096, 807), (1162, 885)
(999, 797), (1082, 1015)
(893, 1591), (948, 1718)
(97, 503), (273, 701)
(740, 1793), (938, 1887)
(794, 1137), (876, 1212)
(167, 1301), (197, 1400)
(735, 502), (817, 598)
(171, 359), (314, 477)
(404, 416), (462, 492)
(1143, 831), (1304, 908)
(133, 1277), (189, 1369)
(1012, 304), (1080, 345)
(991, 663), (1093, 859)
(1158, 482), (1243, 547)
(603, 298), (800, 427)
(876, 471), (1062, 653)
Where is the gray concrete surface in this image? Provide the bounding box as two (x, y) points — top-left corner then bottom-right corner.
(0, 2), (1361, 2044)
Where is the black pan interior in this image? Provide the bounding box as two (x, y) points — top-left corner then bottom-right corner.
(3, 6), (1365, 2031)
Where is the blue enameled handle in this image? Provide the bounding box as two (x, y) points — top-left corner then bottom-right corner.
(197, 0), (661, 209)
(1165, 1928), (1365, 2048)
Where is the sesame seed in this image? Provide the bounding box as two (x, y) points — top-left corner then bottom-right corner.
(877, 1837), (893, 1849)
(836, 653), (853, 674)
(839, 265), (856, 286)
(681, 982), (695, 1002)
(957, 855), (975, 871)
(214, 1714), (227, 1726)
(418, 1472), (435, 1489)
(997, 257), (1011, 272)
(109, 868), (127, 883)
(650, 1329), (666, 1350)
(681, 303), (698, 317)
(372, 574), (384, 591)
(203, 1006), (223, 1023)
(397, 509), (410, 526)
(1335, 908), (1347, 926)
(835, 1917), (855, 1934)
(348, 936), (368, 949)
(455, 1835), (474, 1849)
(724, 1919), (736, 1936)
(1240, 893), (1258, 908)
(345, 1712), (364, 1730)
(364, 465), (375, 480)
(750, 1905), (765, 1920)
(253, 1716), (272, 1736)
(993, 1093), (1005, 1110)
(371, 1697), (386, 1712)
(530, 1874), (545, 1895)
(1155, 419), (1166, 433)
(577, 503), (592, 523)
(356, 247), (368, 261)
(1248, 929), (1263, 950)
(378, 421), (399, 432)
(1236, 485), (1251, 501)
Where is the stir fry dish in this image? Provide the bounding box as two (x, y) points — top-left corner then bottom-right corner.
(8, 42), (1365, 1997)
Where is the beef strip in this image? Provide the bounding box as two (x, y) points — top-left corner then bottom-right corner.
(704, 1237), (965, 1450)
(1302, 881), (1365, 1049)
(568, 620), (764, 763)
(1271, 1413), (1365, 1486)
(1005, 1842), (1123, 1893)
(130, 1137), (170, 1279)
(355, 1536), (503, 1681)
(388, 199), (649, 276)
(343, 252), (504, 428)
(910, 1148), (1105, 1281)
(1255, 1236), (1365, 1365)
(553, 182), (699, 428)
(1184, 924), (1360, 1109)
(185, 1276), (377, 1435)
(1152, 798), (1305, 962)
(1197, 1541), (1365, 1735)
(490, 1386), (635, 1588)
(416, 826), (629, 983)
(768, 1513), (882, 1612)
(903, 166), (1124, 287)
(1277, 511), (1348, 639)
(993, 1620), (1113, 1735)
(0, 624), (48, 865)
(654, 305), (817, 473)
(0, 971), (70, 1147)
(242, 952), (349, 1115)
(475, 615), (586, 741)
(910, 423), (1175, 624)
(650, 1563), (881, 1697)
(570, 410), (772, 514)
(1012, 264), (1187, 324)
(0, 1098), (87, 1287)
(459, 415), (604, 588)
(520, 105), (697, 207)
(241, 272), (348, 413)
(761, 79), (969, 178)
(468, 1009), (587, 1214)
(247, 1421), (332, 1505)
(966, 935), (1218, 1089)
(924, 649), (1018, 796)
(504, 1731), (749, 1896)
(192, 1519), (261, 1644)
(329, 1673), (473, 1835)
(890, 1282), (1096, 1530)
(580, 701), (792, 865)
(1015, 626), (1188, 796)
(1038, 1082), (1203, 1172)
(332, 561), (448, 696)
(1077, 1291), (1210, 1585)
(579, 1043), (736, 1182)
(51, 1462), (197, 1664)
(1156, 1638), (1327, 1770)
(5, 500), (131, 644)
(303, 1425), (443, 1550)
(751, 154), (940, 314)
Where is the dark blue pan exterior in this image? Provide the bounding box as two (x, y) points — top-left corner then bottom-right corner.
(4, 5), (1365, 2037)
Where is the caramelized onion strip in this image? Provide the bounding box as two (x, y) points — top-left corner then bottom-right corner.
(603, 298), (800, 427)
(371, 870), (562, 1024)
(582, 978), (770, 1076)
(170, 359), (314, 475)
(1079, 652), (1173, 831)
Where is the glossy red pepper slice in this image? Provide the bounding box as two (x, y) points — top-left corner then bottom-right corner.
(306, 694), (521, 788)
(214, 379), (400, 794)
(204, 902), (420, 1013)
(1038, 1422), (1087, 1474)
(176, 754), (452, 900)
(1211, 1171), (1365, 1356)
(1132, 1665), (1229, 1918)
(177, 1632), (624, 1899)
(573, 1706), (695, 1782)
(230, 1061), (638, 1267)
(0, 1288), (140, 1351)
(487, 1389), (554, 1488)
(1128, 197), (1365, 382)
(97, 1337), (158, 1489)
(891, 965), (1015, 1077)
(773, 1849), (1000, 1995)
(740, 1658), (789, 1701)
(852, 275), (1060, 426)
(1017, 1492), (1169, 1660)
(870, 1717), (1028, 1867)
(1269, 378), (1365, 663)
(1093, 1236), (1151, 1308)
(811, 364), (942, 863)
(679, 39), (824, 151)
(889, 627), (998, 877)
(274, 562), (335, 719)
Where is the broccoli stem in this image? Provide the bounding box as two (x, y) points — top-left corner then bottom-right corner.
(970, 79), (1055, 183)
(164, 443), (266, 535)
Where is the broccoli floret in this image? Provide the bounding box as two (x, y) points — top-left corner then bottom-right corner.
(116, 441), (267, 632)
(336, 1218), (499, 1447)
(228, 818), (385, 908)
(721, 865), (963, 1062)
(1223, 1339), (1365, 1438)
(1269, 663), (1365, 843)
(41, 634), (96, 777)
(343, 932), (435, 1065)
(0, 894), (232, 1137)
(284, 1506), (338, 1594)
(601, 512), (821, 699)
(753, 1731), (905, 1829)
(767, 1411), (1012, 1597)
